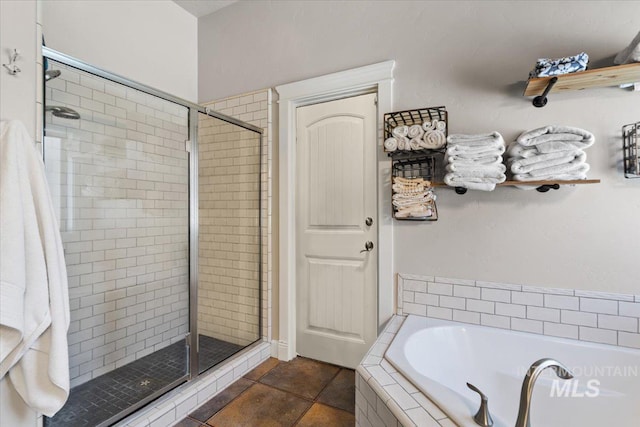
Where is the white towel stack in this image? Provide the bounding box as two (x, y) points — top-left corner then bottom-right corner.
(392, 177), (436, 219)
(444, 132), (506, 191)
(507, 125), (594, 189)
(384, 119), (447, 152)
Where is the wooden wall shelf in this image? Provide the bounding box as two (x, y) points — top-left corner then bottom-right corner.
(432, 179), (600, 193)
(524, 63), (640, 97)
(433, 179), (600, 187)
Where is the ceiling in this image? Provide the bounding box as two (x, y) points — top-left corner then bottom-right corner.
(173, 0), (238, 18)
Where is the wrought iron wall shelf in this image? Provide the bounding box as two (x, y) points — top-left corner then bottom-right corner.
(384, 106), (448, 158)
(392, 156), (438, 221)
(623, 121), (639, 178)
(524, 63), (640, 107)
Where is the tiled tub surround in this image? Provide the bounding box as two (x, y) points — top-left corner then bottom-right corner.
(44, 60), (190, 386)
(356, 275), (640, 427)
(200, 89), (273, 344)
(356, 316), (455, 427)
(398, 274), (640, 349)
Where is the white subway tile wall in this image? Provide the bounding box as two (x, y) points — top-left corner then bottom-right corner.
(199, 90), (272, 345)
(398, 274), (640, 349)
(44, 61), (190, 386)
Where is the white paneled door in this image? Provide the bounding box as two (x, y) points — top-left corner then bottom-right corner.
(295, 93), (378, 368)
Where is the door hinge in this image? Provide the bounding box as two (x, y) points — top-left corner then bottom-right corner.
(185, 140), (191, 153)
(374, 95), (378, 105)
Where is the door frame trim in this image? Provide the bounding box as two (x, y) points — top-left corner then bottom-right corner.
(275, 61), (395, 361)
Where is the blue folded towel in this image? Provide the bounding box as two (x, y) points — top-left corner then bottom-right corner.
(529, 52), (589, 78)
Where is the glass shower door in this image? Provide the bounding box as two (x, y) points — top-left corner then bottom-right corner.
(196, 111), (262, 373)
(43, 59), (190, 427)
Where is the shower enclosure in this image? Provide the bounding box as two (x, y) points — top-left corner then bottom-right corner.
(41, 48), (262, 427)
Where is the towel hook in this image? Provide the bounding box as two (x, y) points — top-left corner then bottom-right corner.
(532, 77), (558, 107)
(2, 48), (21, 76)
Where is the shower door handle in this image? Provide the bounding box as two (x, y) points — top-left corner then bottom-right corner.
(360, 241), (374, 253)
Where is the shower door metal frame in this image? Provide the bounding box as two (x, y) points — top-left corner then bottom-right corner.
(42, 46), (264, 424)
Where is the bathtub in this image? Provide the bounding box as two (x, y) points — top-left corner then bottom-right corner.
(385, 315), (640, 427)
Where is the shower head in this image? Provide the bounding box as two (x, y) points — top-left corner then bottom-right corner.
(44, 69), (61, 81)
(46, 106), (81, 120)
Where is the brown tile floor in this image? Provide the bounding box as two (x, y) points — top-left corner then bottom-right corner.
(177, 357), (355, 427)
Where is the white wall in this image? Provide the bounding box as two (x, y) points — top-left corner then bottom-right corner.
(42, 0), (198, 102)
(1, 1), (40, 426)
(199, 0), (640, 295)
(0, 0), (38, 139)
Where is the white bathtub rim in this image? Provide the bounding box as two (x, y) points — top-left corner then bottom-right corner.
(384, 314), (640, 427)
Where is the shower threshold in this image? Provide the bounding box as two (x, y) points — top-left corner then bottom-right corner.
(45, 336), (242, 427)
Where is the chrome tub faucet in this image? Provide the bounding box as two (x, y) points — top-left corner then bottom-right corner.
(515, 358), (574, 427)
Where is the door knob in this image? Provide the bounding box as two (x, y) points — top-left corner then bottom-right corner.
(365, 217), (373, 226)
(360, 241), (374, 253)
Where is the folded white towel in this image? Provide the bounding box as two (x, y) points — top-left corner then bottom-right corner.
(516, 126), (595, 152)
(447, 133), (505, 152)
(510, 151), (586, 174)
(446, 162), (507, 175)
(408, 125), (424, 139)
(444, 174), (506, 191)
(446, 153), (504, 166)
(513, 170), (589, 182)
(524, 159), (590, 178)
(447, 144), (506, 158)
(422, 129), (446, 149)
(392, 125), (409, 138)
(384, 137), (398, 152)
(422, 120), (434, 131)
(392, 194), (435, 208)
(397, 136), (410, 151)
(395, 203), (434, 218)
(507, 143), (540, 159)
(614, 30), (640, 65)
(447, 132), (502, 142)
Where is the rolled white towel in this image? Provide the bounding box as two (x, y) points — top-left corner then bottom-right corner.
(397, 136), (410, 151)
(409, 138), (422, 151)
(510, 150), (585, 174)
(434, 119), (446, 132)
(516, 126), (594, 152)
(392, 125), (409, 138)
(446, 162), (507, 175)
(422, 129), (446, 149)
(408, 125), (424, 139)
(384, 137), (398, 152)
(422, 120), (435, 131)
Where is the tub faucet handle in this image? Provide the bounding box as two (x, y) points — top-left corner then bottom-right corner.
(467, 382), (493, 427)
